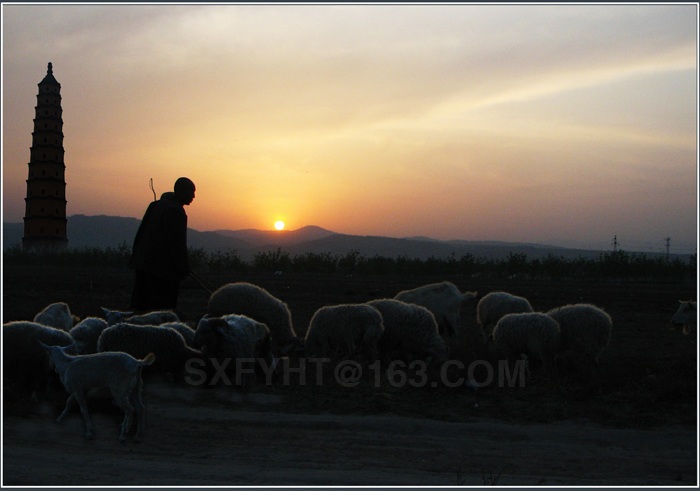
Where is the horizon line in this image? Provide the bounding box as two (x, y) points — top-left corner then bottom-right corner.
(3, 214), (697, 255)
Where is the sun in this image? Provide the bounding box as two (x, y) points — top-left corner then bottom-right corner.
(274, 220), (285, 231)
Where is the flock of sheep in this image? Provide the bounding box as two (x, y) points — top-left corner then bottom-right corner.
(3, 280), (692, 441)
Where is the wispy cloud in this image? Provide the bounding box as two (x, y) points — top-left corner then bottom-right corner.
(2, 3), (697, 253)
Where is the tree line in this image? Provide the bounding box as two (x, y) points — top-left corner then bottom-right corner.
(4, 243), (696, 283)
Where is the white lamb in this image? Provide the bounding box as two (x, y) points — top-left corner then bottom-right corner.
(207, 282), (301, 356)
(39, 342), (155, 441)
(547, 303), (613, 378)
(304, 304), (385, 362)
(367, 298), (448, 366)
(477, 291), (534, 337)
(34, 302), (80, 331)
(393, 281), (477, 338)
(490, 312), (561, 378)
(670, 300), (696, 336)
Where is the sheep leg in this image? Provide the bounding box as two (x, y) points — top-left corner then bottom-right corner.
(74, 392), (95, 440)
(119, 407), (134, 442)
(134, 403), (146, 443)
(56, 394), (76, 423)
(130, 388), (146, 442)
(113, 393), (135, 442)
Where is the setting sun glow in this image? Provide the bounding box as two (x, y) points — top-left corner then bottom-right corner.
(1, 5), (696, 254)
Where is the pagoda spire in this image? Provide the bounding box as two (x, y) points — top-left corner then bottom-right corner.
(22, 62), (68, 250)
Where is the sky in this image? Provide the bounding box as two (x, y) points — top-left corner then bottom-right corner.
(2, 3), (698, 254)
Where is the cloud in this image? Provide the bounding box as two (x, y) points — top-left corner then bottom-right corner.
(2, 4), (696, 252)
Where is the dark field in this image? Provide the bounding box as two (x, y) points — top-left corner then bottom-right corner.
(2, 261), (698, 486)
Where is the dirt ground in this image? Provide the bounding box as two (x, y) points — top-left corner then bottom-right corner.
(2, 266), (698, 486)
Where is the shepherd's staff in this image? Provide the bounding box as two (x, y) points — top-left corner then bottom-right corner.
(149, 178), (157, 201)
(189, 270), (217, 296)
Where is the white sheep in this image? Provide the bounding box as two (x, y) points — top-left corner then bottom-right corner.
(490, 312), (561, 378)
(207, 282), (301, 356)
(477, 291), (534, 337)
(547, 303), (613, 377)
(100, 307), (194, 347)
(39, 342), (155, 441)
(3, 321), (75, 397)
(69, 317), (110, 355)
(304, 304), (384, 362)
(670, 300), (696, 335)
(33, 302), (80, 331)
(193, 314), (276, 388)
(97, 323), (202, 384)
(100, 307), (179, 326)
(367, 298), (448, 366)
(393, 281), (477, 338)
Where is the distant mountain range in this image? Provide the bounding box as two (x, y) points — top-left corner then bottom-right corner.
(2, 214), (692, 262)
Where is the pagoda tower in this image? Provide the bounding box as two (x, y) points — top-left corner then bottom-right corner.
(22, 62), (68, 250)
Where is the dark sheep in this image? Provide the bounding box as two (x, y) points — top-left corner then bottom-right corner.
(97, 323), (202, 384)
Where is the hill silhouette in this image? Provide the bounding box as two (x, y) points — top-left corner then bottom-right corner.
(212, 225), (336, 249)
(2, 214), (690, 262)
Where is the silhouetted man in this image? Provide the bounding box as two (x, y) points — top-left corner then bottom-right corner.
(129, 177), (196, 312)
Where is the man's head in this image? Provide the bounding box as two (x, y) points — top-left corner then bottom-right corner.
(174, 177), (196, 205)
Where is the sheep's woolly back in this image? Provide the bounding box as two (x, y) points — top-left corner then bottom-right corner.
(304, 304), (384, 360)
(491, 312), (561, 368)
(97, 323), (201, 376)
(207, 282), (298, 353)
(33, 302), (78, 331)
(69, 317), (110, 354)
(547, 304), (612, 362)
(126, 310), (180, 325)
(3, 321), (75, 392)
(393, 282), (475, 337)
(160, 322), (196, 347)
(3, 321), (75, 363)
(367, 299), (448, 364)
(477, 291), (534, 336)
